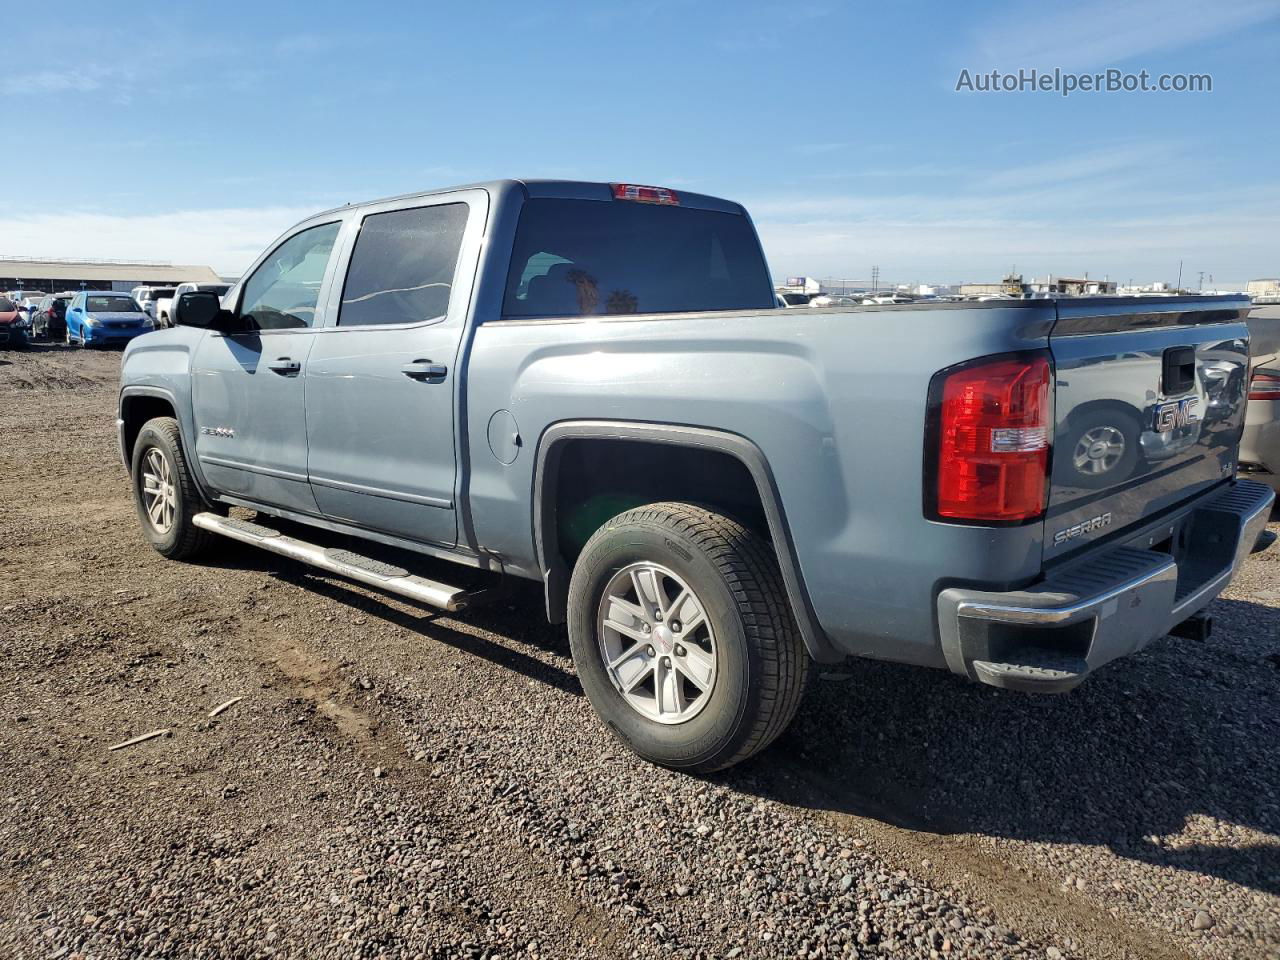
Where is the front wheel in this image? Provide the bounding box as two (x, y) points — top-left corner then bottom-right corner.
(568, 502), (811, 773)
(130, 417), (217, 560)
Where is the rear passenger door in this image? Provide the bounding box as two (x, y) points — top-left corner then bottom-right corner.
(304, 191), (486, 547)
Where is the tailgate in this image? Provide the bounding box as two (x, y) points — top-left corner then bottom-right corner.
(1045, 295), (1251, 561)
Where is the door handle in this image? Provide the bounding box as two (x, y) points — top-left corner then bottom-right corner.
(267, 357), (301, 375)
(401, 360), (448, 380)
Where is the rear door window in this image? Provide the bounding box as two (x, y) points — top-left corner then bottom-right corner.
(502, 198), (774, 319)
(338, 203), (468, 327)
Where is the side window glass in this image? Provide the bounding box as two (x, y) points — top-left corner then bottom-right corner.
(338, 203), (468, 327)
(239, 221), (340, 330)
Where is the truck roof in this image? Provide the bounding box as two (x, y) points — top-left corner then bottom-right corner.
(308, 179), (746, 221)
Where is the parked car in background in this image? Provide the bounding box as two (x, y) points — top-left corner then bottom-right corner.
(1242, 306), (1280, 495)
(776, 292), (811, 307)
(0, 297), (28, 348)
(157, 282), (232, 327)
(30, 292), (73, 341)
(6, 289), (46, 311)
(130, 286), (176, 322)
(66, 292), (154, 347)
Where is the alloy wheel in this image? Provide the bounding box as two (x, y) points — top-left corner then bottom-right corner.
(140, 447), (177, 534)
(596, 562), (717, 724)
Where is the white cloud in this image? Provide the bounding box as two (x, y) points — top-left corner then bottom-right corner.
(2, 72), (102, 95)
(745, 143), (1280, 285)
(970, 0), (1280, 70)
(0, 207), (321, 276)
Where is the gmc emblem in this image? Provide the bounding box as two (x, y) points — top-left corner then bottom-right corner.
(1153, 396), (1201, 433)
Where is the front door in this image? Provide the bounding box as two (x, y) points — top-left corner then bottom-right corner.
(191, 220), (341, 515)
(304, 196), (477, 547)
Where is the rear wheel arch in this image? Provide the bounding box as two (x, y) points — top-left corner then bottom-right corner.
(532, 421), (841, 663)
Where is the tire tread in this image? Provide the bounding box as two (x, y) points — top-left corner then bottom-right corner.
(586, 501), (811, 771)
(135, 417), (216, 561)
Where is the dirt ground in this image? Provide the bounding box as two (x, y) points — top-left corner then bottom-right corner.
(1, 344), (1277, 960)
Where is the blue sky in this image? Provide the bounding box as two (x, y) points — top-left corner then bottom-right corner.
(2, 0), (1278, 287)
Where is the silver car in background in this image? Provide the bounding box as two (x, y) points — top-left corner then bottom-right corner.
(1242, 305), (1280, 495)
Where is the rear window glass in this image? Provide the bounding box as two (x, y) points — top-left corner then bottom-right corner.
(87, 296), (140, 312)
(0, 298), (14, 311)
(502, 198), (773, 319)
(339, 203), (467, 327)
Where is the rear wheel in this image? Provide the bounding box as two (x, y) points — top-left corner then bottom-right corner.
(130, 417), (217, 560)
(568, 502), (811, 773)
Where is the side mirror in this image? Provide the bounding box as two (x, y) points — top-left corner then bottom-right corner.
(173, 290), (234, 330)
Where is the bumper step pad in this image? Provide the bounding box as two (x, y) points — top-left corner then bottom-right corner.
(971, 650), (1089, 693)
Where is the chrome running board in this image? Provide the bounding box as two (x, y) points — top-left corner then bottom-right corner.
(192, 512), (472, 612)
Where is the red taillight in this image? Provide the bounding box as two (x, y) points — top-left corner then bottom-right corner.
(1248, 371), (1280, 401)
(929, 353), (1052, 524)
(611, 183), (679, 205)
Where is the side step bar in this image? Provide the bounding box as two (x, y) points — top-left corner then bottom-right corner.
(192, 513), (472, 612)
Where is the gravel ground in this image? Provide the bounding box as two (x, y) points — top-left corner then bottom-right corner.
(1, 344), (1277, 960)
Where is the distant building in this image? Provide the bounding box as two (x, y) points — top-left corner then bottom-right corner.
(777, 276), (823, 296)
(1248, 278), (1280, 302)
(959, 273), (1028, 297)
(1029, 275), (1117, 296)
(0, 256), (221, 294)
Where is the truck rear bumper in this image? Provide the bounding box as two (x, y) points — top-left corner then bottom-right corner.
(936, 479), (1275, 693)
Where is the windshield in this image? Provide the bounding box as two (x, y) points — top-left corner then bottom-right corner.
(502, 198), (774, 318)
(86, 295), (142, 313)
(200, 284), (231, 295)
(0, 298), (15, 311)
(150, 288), (176, 299)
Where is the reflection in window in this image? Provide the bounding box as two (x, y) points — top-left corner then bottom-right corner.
(239, 222), (340, 330)
(338, 203), (468, 327)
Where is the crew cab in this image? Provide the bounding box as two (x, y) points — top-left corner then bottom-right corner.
(118, 179), (1274, 772)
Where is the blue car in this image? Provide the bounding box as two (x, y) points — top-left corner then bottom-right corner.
(66, 291), (155, 348)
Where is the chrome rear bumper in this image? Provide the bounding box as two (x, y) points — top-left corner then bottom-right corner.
(936, 479), (1275, 692)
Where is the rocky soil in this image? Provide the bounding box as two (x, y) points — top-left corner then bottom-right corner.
(1, 344), (1277, 959)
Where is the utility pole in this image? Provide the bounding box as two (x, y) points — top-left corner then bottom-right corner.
(871, 265), (879, 293)
(1176, 259), (1183, 291)
(1198, 270), (1204, 292)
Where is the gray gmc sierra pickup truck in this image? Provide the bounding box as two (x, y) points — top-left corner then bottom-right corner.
(118, 179), (1274, 772)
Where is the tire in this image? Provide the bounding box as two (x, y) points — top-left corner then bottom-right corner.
(130, 417), (217, 560)
(159, 313), (169, 328)
(567, 501), (811, 773)
(1060, 406), (1141, 490)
